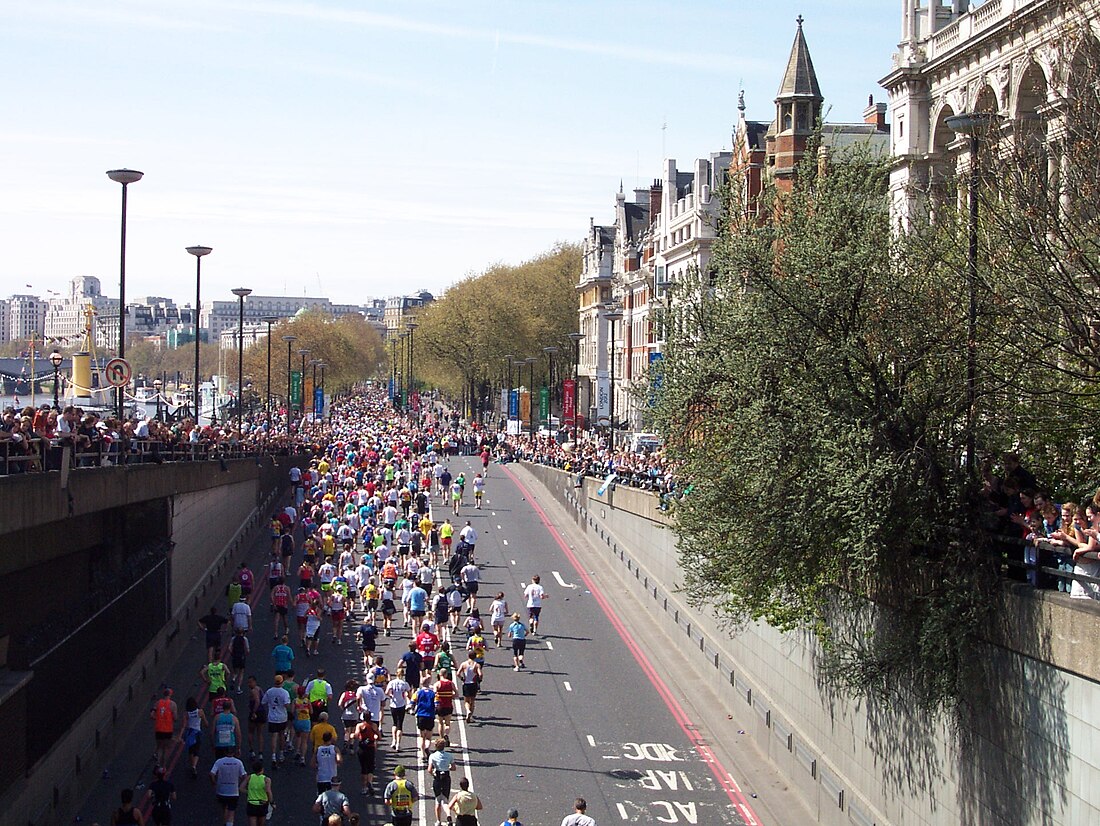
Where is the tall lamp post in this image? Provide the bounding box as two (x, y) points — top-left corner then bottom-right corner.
(406, 321), (418, 415)
(262, 316), (278, 431)
(398, 333), (408, 411)
(186, 245), (212, 421)
(318, 362), (326, 420)
(603, 308), (624, 450)
(389, 336), (399, 407)
(567, 332), (584, 442)
(525, 357), (537, 440)
(309, 359), (320, 418)
(107, 168), (143, 419)
(231, 287), (252, 433)
(153, 377), (163, 420)
(298, 348), (310, 417)
(543, 345), (559, 428)
(503, 355), (514, 424)
(945, 111), (998, 477)
(282, 334), (297, 417)
(49, 349), (63, 410)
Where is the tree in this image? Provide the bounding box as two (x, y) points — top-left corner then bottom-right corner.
(414, 243), (582, 417)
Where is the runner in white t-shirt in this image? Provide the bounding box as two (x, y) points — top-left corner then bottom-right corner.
(523, 575), (546, 635)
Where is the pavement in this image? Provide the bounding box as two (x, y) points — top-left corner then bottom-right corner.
(75, 454), (815, 825)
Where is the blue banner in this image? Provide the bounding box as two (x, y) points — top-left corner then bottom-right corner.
(388, 377), (395, 401)
(509, 389), (519, 418)
(314, 387), (324, 417)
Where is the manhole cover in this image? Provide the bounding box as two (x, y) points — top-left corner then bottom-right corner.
(608, 769), (644, 781)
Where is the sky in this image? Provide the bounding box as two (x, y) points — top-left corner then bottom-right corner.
(0, 0), (899, 307)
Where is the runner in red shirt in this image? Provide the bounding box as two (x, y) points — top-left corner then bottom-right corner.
(414, 622), (440, 672)
(271, 579), (291, 639)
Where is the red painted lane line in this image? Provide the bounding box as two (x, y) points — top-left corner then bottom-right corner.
(139, 543), (274, 819)
(503, 466), (762, 825)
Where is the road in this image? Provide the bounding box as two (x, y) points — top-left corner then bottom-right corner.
(76, 455), (798, 825)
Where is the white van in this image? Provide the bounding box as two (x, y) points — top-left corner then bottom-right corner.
(629, 432), (662, 453)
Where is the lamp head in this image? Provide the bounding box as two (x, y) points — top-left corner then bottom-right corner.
(107, 169), (144, 185)
(298, 348), (310, 357)
(945, 111), (1002, 135)
(231, 287), (252, 298)
(185, 245), (213, 258)
(567, 332), (585, 343)
(603, 311), (624, 322)
(262, 316), (279, 324)
(282, 335), (297, 343)
(153, 378), (162, 389)
(49, 349), (63, 368)
(543, 346), (559, 355)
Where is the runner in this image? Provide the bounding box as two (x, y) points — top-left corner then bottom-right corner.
(384, 765), (418, 826)
(523, 575), (547, 635)
(182, 696), (207, 778)
(353, 716), (380, 797)
(489, 592), (509, 647)
(456, 651), (483, 723)
(201, 651), (229, 705)
(411, 675), (437, 760)
(209, 750), (247, 826)
(312, 730), (342, 793)
(261, 675), (292, 768)
(292, 686), (313, 765)
(243, 760), (273, 826)
(508, 613), (528, 671)
(271, 635), (294, 677)
(150, 687), (176, 769)
(428, 737), (456, 826)
(229, 631), (250, 694)
(110, 788), (144, 825)
(313, 776), (352, 824)
(385, 666), (412, 751)
(148, 765), (176, 825)
(306, 669), (334, 722)
(559, 798), (597, 826)
(295, 586), (312, 646)
(434, 668), (457, 739)
(448, 776), (483, 826)
(245, 676), (265, 759)
(460, 560), (481, 613)
(198, 606), (228, 662)
(338, 680), (360, 751)
(355, 672), (385, 729)
(472, 473), (485, 509)
(270, 577), (291, 640)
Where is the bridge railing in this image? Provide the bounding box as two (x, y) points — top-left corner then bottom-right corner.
(0, 437), (308, 475)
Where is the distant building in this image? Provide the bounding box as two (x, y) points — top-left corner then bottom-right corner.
(201, 296), (333, 341)
(576, 218), (615, 427)
(383, 291), (434, 338)
(6, 295), (47, 344)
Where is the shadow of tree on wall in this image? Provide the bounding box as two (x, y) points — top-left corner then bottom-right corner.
(812, 586), (1070, 826)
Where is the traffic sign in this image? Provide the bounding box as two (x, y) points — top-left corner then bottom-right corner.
(104, 358), (132, 388)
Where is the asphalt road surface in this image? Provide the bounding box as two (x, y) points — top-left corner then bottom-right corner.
(77, 456), (786, 825)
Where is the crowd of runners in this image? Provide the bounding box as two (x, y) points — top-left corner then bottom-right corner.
(104, 389), (596, 826)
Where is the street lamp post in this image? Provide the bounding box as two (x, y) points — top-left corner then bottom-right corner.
(282, 335), (297, 418)
(543, 345), (559, 429)
(389, 336), (398, 407)
(567, 332), (584, 443)
(503, 355), (514, 425)
(946, 111), (998, 477)
(263, 316), (278, 432)
(398, 333), (408, 412)
(310, 360), (320, 417)
(186, 246), (212, 422)
(406, 322), (418, 415)
(525, 357), (537, 441)
(603, 309), (624, 451)
(231, 287), (252, 433)
(318, 362), (326, 419)
(49, 349), (63, 410)
(107, 168), (143, 420)
(153, 377), (163, 420)
(298, 349), (310, 418)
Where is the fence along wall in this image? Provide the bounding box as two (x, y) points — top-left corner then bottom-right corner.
(517, 462), (1099, 826)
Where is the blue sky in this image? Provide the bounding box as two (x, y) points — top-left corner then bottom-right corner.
(0, 0), (898, 305)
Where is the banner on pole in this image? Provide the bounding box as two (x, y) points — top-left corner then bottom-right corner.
(508, 389), (519, 418)
(290, 371), (303, 408)
(519, 390), (531, 425)
(539, 386), (549, 425)
(314, 387), (324, 417)
(562, 379), (576, 426)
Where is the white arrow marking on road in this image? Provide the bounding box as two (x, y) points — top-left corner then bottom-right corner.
(617, 803), (628, 819)
(553, 570), (577, 589)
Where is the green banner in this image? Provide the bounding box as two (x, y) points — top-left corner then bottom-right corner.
(290, 370), (303, 408)
(539, 386), (550, 425)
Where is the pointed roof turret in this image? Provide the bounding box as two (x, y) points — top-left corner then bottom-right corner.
(775, 16), (822, 103)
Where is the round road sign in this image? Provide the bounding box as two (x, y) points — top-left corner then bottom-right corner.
(104, 357), (133, 388)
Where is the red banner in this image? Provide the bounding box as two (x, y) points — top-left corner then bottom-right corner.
(562, 379), (576, 426)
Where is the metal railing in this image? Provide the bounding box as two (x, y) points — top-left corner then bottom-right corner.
(0, 436), (308, 475)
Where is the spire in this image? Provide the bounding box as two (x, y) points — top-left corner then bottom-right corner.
(776, 16), (823, 103)
(738, 90), (746, 112)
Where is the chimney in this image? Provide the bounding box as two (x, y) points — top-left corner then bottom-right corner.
(633, 188), (649, 205)
(649, 179), (662, 219)
(864, 95), (887, 130)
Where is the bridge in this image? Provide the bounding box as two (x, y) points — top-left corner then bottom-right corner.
(0, 457), (1095, 826)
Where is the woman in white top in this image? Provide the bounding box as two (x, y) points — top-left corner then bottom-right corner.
(489, 592), (509, 648)
(385, 668), (412, 750)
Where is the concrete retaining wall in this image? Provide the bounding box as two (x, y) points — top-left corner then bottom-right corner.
(519, 463), (1100, 826)
(0, 456), (306, 826)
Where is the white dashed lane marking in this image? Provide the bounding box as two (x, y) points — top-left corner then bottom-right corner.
(564, 681), (572, 692)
